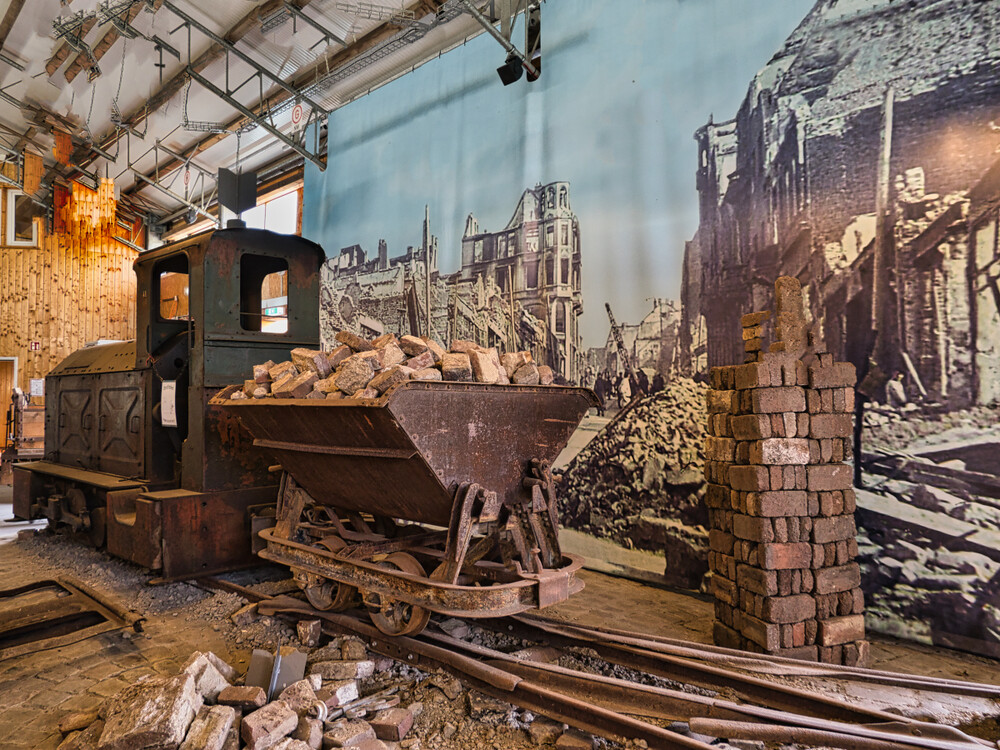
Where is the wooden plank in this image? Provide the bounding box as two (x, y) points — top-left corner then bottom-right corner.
(0, 0), (26, 49)
(46, 16), (97, 76)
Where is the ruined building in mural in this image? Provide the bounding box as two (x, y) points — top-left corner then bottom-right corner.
(320, 182), (584, 382)
(680, 0), (1000, 407)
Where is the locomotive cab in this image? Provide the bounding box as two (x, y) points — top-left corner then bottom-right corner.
(13, 227), (324, 579)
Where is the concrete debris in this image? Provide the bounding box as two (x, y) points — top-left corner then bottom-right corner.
(179, 705), (236, 750)
(559, 378), (710, 587)
(97, 673), (201, 750)
(297, 619), (322, 648)
(52, 614), (619, 750)
(231, 330), (547, 401)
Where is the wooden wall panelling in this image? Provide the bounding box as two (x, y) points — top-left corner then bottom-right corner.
(0, 180), (138, 392)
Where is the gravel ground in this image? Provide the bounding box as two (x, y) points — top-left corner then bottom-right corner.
(7, 529), (660, 748)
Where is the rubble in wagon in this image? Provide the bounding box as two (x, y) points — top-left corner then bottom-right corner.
(229, 333), (557, 402)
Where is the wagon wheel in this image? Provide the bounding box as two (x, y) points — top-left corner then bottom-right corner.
(295, 537), (357, 612)
(368, 552), (431, 637)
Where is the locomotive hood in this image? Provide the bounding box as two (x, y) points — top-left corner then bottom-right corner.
(47, 340), (138, 377)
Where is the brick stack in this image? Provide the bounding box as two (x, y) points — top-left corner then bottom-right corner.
(704, 276), (869, 666)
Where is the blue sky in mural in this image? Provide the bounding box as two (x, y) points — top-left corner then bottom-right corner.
(304, 0), (815, 347)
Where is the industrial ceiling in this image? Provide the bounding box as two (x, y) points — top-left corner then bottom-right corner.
(0, 0), (524, 238)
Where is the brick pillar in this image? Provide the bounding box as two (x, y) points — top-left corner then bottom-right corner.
(704, 276), (869, 666)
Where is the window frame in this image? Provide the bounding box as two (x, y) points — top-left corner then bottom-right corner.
(6, 190), (37, 247)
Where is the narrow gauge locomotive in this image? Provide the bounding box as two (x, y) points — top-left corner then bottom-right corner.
(13, 227), (323, 580)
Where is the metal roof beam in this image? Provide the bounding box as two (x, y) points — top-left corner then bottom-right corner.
(122, 0), (448, 201)
(163, 1), (329, 116)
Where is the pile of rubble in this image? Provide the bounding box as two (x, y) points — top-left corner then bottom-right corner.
(862, 402), (1000, 452)
(558, 378), (710, 588)
(53, 608), (601, 750)
(856, 456), (1000, 654)
(55, 637), (424, 750)
(231, 332), (554, 401)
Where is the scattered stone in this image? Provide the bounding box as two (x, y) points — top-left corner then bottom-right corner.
(378, 342), (406, 369)
(179, 705), (236, 750)
(336, 356), (377, 395)
(58, 720), (104, 750)
(59, 711), (99, 734)
(369, 366), (408, 394)
(242, 700), (298, 750)
(556, 728), (595, 749)
(469, 348), (501, 383)
(428, 673), (463, 701)
(183, 652), (232, 701)
(466, 691), (511, 722)
(291, 348), (332, 378)
(298, 619), (322, 647)
(537, 365), (555, 385)
(420, 338), (446, 362)
(277, 679), (319, 717)
(341, 638), (367, 660)
(528, 718), (564, 746)
(273, 739), (312, 750)
(512, 363), (540, 385)
(316, 679), (359, 709)
(335, 331), (374, 352)
(98, 674), (200, 750)
(218, 685), (267, 710)
(440, 352), (472, 382)
(323, 719), (376, 747)
(292, 717), (324, 750)
(369, 707), (413, 742)
(309, 660), (374, 681)
(438, 618), (470, 639)
(410, 367), (442, 381)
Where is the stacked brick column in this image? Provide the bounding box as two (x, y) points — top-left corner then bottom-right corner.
(704, 277), (869, 666)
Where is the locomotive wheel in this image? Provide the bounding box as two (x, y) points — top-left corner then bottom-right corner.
(295, 537), (357, 612)
(368, 552), (431, 637)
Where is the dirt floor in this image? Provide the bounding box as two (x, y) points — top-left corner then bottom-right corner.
(2, 483), (1000, 750)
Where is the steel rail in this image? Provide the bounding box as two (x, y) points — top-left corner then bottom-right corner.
(690, 719), (920, 750)
(523, 615), (1000, 700)
(486, 616), (905, 725)
(258, 598), (716, 750)
(256, 599), (988, 750)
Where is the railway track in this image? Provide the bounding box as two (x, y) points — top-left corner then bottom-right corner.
(200, 577), (999, 750)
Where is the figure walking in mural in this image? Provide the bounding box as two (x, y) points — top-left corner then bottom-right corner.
(593, 371), (610, 416)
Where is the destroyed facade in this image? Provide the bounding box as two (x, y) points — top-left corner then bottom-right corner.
(320, 182), (584, 383)
(681, 0), (1000, 408)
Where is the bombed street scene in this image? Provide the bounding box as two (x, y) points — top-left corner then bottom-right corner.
(6, 0), (1000, 749)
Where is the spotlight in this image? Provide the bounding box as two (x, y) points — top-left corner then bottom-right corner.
(496, 53), (523, 86)
(185, 208), (197, 225)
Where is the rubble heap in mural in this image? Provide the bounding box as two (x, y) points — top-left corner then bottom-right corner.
(680, 0), (1000, 409)
(320, 182), (584, 382)
(558, 377), (709, 589)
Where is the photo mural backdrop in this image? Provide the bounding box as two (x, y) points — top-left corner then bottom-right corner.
(304, 0), (1000, 657)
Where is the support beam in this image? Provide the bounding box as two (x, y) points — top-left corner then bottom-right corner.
(46, 15), (97, 75)
(124, 0), (447, 201)
(0, 0), (26, 50)
(80, 0), (317, 171)
(64, 0), (163, 83)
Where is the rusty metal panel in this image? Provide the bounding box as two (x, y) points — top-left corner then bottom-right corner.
(48, 341), (137, 377)
(217, 382), (597, 528)
(53, 378), (95, 470)
(96, 373), (145, 477)
(106, 489), (161, 570)
(156, 486), (279, 579)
